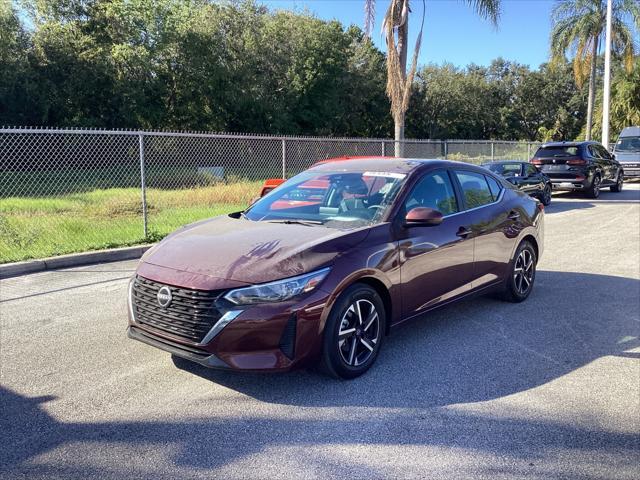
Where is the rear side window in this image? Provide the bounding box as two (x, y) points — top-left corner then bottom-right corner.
(454, 171), (495, 209)
(594, 144), (612, 159)
(535, 146), (579, 158)
(588, 145), (602, 158)
(485, 175), (502, 200)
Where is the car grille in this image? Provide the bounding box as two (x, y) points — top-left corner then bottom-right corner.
(131, 275), (224, 343)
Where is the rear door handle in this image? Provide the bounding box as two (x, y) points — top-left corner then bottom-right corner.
(508, 210), (520, 221)
(456, 227), (472, 238)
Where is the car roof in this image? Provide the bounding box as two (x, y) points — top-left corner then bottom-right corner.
(619, 126), (640, 137)
(309, 157), (482, 174)
(539, 141), (599, 148)
(482, 160), (525, 165)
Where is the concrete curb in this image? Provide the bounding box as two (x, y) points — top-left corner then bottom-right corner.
(0, 244), (154, 279)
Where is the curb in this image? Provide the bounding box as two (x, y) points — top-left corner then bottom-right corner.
(0, 244), (154, 280)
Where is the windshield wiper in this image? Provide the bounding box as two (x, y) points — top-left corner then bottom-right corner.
(266, 219), (324, 226)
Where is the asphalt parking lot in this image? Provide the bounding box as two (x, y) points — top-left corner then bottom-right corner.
(1, 184), (639, 479)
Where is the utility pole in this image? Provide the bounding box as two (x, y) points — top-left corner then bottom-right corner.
(601, 0), (613, 149)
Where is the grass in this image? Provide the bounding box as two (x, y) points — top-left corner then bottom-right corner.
(0, 181), (263, 263)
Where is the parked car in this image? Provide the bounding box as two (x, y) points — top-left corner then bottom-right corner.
(482, 161), (552, 206)
(613, 126), (640, 179)
(530, 141), (624, 198)
(127, 158), (544, 379)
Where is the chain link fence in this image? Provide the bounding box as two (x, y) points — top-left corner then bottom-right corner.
(0, 127), (541, 263)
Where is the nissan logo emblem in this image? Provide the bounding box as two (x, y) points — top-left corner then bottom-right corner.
(157, 286), (172, 307)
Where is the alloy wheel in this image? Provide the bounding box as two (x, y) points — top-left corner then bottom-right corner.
(513, 248), (535, 296)
(592, 176), (600, 197)
(338, 299), (380, 367)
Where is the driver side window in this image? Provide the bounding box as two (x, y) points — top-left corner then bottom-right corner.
(404, 171), (458, 216)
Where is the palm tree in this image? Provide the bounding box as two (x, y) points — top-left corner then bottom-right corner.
(550, 0), (639, 141)
(365, 1), (500, 156)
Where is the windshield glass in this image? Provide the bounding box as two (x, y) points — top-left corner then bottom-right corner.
(485, 163), (522, 176)
(615, 136), (640, 153)
(245, 170), (407, 228)
(535, 146), (579, 158)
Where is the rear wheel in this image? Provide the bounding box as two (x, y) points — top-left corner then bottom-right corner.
(320, 284), (385, 379)
(501, 241), (537, 303)
(586, 175), (601, 199)
(610, 173), (623, 192)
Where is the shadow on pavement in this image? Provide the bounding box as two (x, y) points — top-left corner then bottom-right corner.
(1, 271), (638, 476)
(173, 271), (640, 408)
(545, 187), (640, 214)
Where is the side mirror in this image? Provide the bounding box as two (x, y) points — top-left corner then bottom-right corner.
(405, 207), (443, 227)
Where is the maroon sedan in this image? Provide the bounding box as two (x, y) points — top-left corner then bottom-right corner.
(128, 158), (544, 378)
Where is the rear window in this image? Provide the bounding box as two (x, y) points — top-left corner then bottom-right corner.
(535, 146), (579, 158)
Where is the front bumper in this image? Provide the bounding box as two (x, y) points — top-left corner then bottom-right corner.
(128, 326), (230, 368)
(127, 274), (331, 372)
(622, 167), (640, 178)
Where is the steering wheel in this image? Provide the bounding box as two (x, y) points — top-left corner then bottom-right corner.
(368, 205), (385, 211)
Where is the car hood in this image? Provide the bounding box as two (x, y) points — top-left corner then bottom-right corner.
(141, 215), (370, 285)
(615, 152), (640, 163)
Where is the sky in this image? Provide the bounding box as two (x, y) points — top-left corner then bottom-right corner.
(262, 0), (557, 69)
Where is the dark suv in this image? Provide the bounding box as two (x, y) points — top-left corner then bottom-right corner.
(531, 141), (624, 198)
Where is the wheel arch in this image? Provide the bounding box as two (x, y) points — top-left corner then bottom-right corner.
(355, 277), (393, 335)
(321, 270), (395, 337)
(521, 234), (539, 262)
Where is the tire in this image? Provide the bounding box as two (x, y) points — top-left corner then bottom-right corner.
(319, 284), (386, 379)
(541, 184), (552, 206)
(586, 174), (601, 199)
(610, 173), (623, 192)
(501, 240), (537, 303)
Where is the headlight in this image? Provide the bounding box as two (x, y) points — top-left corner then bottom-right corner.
(223, 267), (331, 305)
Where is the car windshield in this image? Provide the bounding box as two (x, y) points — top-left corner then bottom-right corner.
(244, 170), (407, 228)
(485, 163), (522, 176)
(535, 146), (579, 158)
(615, 136), (640, 153)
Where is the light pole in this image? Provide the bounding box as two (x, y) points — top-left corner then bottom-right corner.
(601, 0), (613, 149)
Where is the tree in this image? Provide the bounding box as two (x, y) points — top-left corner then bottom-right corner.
(550, 0), (639, 141)
(590, 56), (640, 140)
(365, 0), (501, 155)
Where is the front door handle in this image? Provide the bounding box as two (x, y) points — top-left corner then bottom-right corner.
(508, 210), (520, 221)
(456, 227), (472, 238)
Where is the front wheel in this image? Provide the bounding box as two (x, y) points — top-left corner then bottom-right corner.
(541, 184), (552, 206)
(610, 173), (623, 192)
(320, 284), (386, 379)
(501, 241), (537, 303)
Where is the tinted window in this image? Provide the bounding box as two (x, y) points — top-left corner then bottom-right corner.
(455, 171), (494, 209)
(588, 145), (602, 158)
(595, 144), (611, 159)
(485, 175), (502, 200)
(535, 146), (579, 158)
(404, 171), (458, 215)
(525, 164), (538, 176)
(485, 163), (522, 176)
